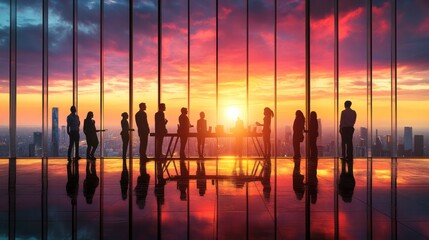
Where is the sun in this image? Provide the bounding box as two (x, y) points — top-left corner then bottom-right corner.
(225, 106), (241, 122)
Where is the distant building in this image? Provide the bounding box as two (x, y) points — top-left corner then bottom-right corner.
(52, 107), (59, 156)
(404, 127), (413, 156)
(33, 132), (43, 157)
(414, 135), (424, 157)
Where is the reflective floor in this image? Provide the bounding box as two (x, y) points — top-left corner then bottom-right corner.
(1, 157), (429, 239)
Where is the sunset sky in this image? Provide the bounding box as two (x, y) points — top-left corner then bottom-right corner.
(0, 0), (428, 134)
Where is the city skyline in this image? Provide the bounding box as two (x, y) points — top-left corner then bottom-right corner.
(0, 0), (428, 131)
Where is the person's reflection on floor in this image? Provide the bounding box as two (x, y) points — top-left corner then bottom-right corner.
(135, 158), (150, 209)
(293, 158), (304, 201)
(308, 157), (318, 204)
(261, 159), (272, 201)
(233, 158), (245, 189)
(338, 157), (356, 203)
(120, 157), (129, 201)
(178, 159), (189, 201)
(66, 160), (79, 206)
(83, 159), (99, 204)
(196, 158), (207, 196)
(155, 162), (166, 205)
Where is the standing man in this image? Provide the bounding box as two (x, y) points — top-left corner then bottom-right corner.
(67, 105), (81, 160)
(178, 107), (193, 159)
(155, 103), (168, 159)
(135, 103), (150, 159)
(340, 100), (357, 161)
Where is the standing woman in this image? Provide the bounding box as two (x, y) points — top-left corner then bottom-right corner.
(308, 111), (319, 159)
(83, 111), (99, 160)
(293, 110), (305, 160)
(121, 112), (134, 159)
(256, 107), (274, 159)
(197, 112), (207, 158)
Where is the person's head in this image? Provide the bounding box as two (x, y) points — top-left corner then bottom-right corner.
(310, 111), (317, 121)
(181, 107), (188, 115)
(159, 103), (166, 111)
(121, 112), (128, 119)
(295, 110), (304, 119)
(139, 102), (146, 111)
(70, 105), (76, 113)
(344, 100), (352, 108)
(200, 111), (205, 119)
(264, 107), (274, 118)
(86, 111), (93, 119)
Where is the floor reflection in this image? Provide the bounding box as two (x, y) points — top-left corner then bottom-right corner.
(1, 157), (429, 239)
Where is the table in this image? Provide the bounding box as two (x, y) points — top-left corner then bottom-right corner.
(149, 131), (268, 177)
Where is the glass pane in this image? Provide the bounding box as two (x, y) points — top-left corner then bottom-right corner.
(16, 0), (43, 158)
(0, 0), (10, 157)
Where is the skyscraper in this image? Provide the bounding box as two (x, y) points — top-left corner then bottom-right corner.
(414, 135), (424, 156)
(52, 107), (59, 156)
(33, 132), (42, 157)
(404, 127), (413, 155)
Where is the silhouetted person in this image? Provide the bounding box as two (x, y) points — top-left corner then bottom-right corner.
(135, 103), (150, 159)
(308, 111), (319, 159)
(83, 111), (100, 160)
(256, 107), (274, 159)
(178, 159), (189, 201)
(196, 158), (207, 196)
(66, 160), (79, 206)
(120, 157), (129, 200)
(83, 159), (99, 204)
(234, 117), (245, 158)
(155, 103), (168, 159)
(178, 107), (193, 159)
(340, 100), (357, 161)
(120, 112), (134, 159)
(293, 110), (305, 160)
(261, 161), (272, 201)
(338, 156), (356, 203)
(197, 112), (208, 158)
(67, 106), (81, 160)
(135, 158), (150, 209)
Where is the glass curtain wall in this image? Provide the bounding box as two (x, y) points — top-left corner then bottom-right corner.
(1, 0), (427, 159)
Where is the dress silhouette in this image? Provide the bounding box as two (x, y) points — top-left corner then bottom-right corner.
(293, 110), (305, 160)
(155, 103), (168, 159)
(120, 112), (133, 159)
(256, 107), (274, 159)
(135, 103), (150, 159)
(178, 107), (193, 159)
(67, 105), (81, 160)
(308, 111), (319, 159)
(197, 112), (207, 158)
(83, 111), (99, 160)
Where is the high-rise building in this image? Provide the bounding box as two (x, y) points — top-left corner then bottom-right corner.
(33, 132), (42, 147)
(404, 127), (413, 155)
(33, 132), (42, 157)
(414, 135), (424, 156)
(317, 118), (322, 144)
(52, 107), (59, 156)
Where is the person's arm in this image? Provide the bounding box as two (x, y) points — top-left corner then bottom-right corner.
(67, 116), (70, 135)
